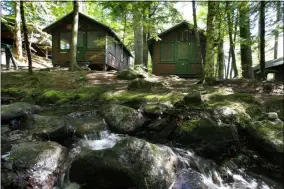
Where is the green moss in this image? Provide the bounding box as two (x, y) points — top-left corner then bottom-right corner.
(179, 120), (199, 132)
(209, 93), (256, 104)
(251, 120), (283, 152)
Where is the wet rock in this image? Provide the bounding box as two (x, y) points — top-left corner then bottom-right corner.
(128, 78), (164, 91)
(20, 115), (74, 144)
(1, 141), (68, 189)
(266, 112), (279, 121)
(73, 117), (107, 137)
(173, 118), (239, 158)
(146, 118), (168, 131)
(172, 169), (207, 189)
(142, 103), (169, 118)
(100, 104), (147, 134)
(117, 68), (144, 80)
(1, 102), (41, 122)
(70, 137), (178, 189)
(248, 119), (283, 153)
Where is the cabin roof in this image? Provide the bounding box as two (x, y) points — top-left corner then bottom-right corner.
(43, 11), (133, 57)
(148, 20), (206, 43)
(253, 57), (284, 71)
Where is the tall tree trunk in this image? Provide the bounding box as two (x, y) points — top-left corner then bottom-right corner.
(15, 1), (23, 59)
(260, 1), (266, 80)
(226, 50), (231, 79)
(192, 0), (203, 83)
(239, 2), (253, 78)
(20, 1), (32, 74)
(218, 39), (224, 80)
(133, 3), (143, 66)
(226, 2), (238, 78)
(70, 0), (81, 71)
(204, 1), (219, 79)
(143, 31), (148, 71)
(274, 1), (281, 59)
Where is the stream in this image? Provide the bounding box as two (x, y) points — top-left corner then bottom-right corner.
(54, 129), (282, 189)
(2, 104), (283, 189)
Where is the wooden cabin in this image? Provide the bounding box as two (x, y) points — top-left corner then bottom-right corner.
(43, 11), (132, 70)
(148, 21), (206, 77)
(253, 57), (284, 81)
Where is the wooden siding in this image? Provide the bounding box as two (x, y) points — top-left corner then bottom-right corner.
(51, 15), (107, 66)
(152, 24), (206, 77)
(106, 37), (129, 70)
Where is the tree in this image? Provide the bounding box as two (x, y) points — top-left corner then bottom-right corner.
(204, 1), (219, 79)
(239, 2), (253, 78)
(226, 2), (238, 78)
(132, 2), (144, 66)
(70, 0), (81, 71)
(20, 1), (32, 74)
(259, 1), (266, 80)
(15, 1), (23, 59)
(274, 1), (281, 59)
(192, 0), (203, 83)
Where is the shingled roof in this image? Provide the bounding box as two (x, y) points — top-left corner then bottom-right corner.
(43, 11), (133, 57)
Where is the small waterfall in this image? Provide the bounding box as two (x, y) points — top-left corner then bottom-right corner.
(172, 147), (280, 189)
(81, 130), (125, 150)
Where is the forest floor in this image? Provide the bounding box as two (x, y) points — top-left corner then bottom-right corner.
(1, 70), (283, 108)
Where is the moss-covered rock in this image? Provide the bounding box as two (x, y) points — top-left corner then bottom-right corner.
(100, 104), (147, 134)
(1, 102), (41, 121)
(70, 137), (178, 189)
(248, 119), (283, 153)
(73, 117), (107, 137)
(128, 78), (164, 91)
(142, 103), (170, 118)
(173, 118), (239, 158)
(20, 115), (74, 143)
(1, 141), (68, 189)
(117, 69), (144, 80)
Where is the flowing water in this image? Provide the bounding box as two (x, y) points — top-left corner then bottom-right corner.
(54, 129), (282, 189)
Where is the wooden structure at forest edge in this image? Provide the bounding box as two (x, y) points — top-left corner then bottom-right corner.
(253, 57), (284, 81)
(43, 11), (133, 71)
(148, 21), (206, 77)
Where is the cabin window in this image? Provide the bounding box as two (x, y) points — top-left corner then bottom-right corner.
(60, 32), (71, 50)
(87, 31), (100, 49)
(160, 42), (175, 62)
(77, 31), (84, 47)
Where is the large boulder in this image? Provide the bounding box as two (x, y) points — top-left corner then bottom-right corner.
(70, 137), (178, 189)
(248, 119), (283, 153)
(117, 69), (144, 80)
(20, 115), (75, 144)
(171, 169), (208, 189)
(100, 104), (147, 134)
(1, 141), (68, 189)
(1, 102), (41, 122)
(173, 118), (239, 158)
(128, 78), (164, 91)
(73, 116), (107, 137)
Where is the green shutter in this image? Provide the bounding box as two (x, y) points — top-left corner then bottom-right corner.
(160, 42), (175, 63)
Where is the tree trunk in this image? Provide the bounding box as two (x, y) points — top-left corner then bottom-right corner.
(226, 50), (231, 79)
(218, 39), (224, 80)
(15, 1), (23, 60)
(143, 31), (148, 71)
(226, 2), (238, 78)
(204, 1), (219, 79)
(192, 0), (203, 83)
(274, 1), (281, 59)
(259, 1), (266, 80)
(133, 3), (143, 66)
(20, 1), (32, 74)
(239, 2), (253, 78)
(70, 0), (81, 71)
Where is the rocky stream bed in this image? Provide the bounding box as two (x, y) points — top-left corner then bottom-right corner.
(1, 93), (283, 189)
